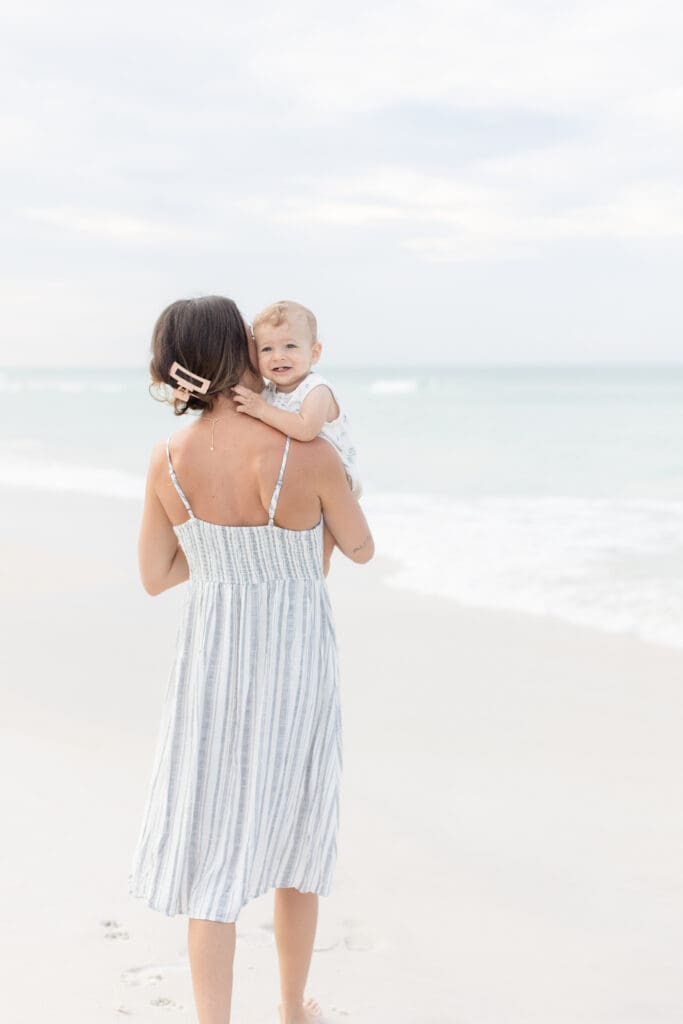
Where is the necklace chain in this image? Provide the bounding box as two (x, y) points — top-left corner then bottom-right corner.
(207, 416), (223, 451)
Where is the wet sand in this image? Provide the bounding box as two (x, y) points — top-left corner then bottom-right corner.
(2, 485), (682, 1023)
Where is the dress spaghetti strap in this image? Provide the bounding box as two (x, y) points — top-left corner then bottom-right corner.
(166, 433), (291, 526)
(268, 436), (291, 526)
(166, 435), (195, 519)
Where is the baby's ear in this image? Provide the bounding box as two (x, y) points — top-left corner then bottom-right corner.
(311, 341), (323, 365)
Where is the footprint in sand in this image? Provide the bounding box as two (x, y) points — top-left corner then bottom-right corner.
(121, 965), (164, 986)
(100, 919), (130, 941)
(121, 959), (189, 987)
(150, 996), (184, 1010)
(341, 917), (373, 952)
(344, 931), (373, 951)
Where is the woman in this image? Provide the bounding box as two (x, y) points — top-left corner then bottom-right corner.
(128, 295), (374, 1024)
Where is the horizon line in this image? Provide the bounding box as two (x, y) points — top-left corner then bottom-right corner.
(2, 361), (683, 372)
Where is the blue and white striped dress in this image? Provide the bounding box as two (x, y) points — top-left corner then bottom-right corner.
(128, 433), (342, 923)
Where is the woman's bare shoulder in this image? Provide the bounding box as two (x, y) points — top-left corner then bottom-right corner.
(149, 423), (196, 485)
(164, 420), (198, 452)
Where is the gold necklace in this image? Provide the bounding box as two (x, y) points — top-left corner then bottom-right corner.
(206, 416), (223, 451)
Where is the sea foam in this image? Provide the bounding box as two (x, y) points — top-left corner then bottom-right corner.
(0, 452), (144, 499)
(369, 378), (418, 395)
(3, 447), (683, 650)
(363, 492), (683, 650)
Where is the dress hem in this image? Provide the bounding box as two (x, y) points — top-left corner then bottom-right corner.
(127, 874), (333, 924)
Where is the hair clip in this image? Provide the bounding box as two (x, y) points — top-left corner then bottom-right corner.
(169, 361), (212, 402)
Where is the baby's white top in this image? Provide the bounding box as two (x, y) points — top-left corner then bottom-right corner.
(262, 371), (361, 496)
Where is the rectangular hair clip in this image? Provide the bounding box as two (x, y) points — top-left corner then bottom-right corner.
(169, 361), (212, 399)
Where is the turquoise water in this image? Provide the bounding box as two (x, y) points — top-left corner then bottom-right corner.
(2, 364), (683, 646)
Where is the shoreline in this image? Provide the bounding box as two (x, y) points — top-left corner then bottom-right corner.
(2, 480), (683, 656)
(2, 485), (683, 1022)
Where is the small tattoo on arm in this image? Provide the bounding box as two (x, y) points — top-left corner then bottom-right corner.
(351, 533), (371, 554)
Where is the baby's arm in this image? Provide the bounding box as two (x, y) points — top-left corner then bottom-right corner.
(232, 383), (335, 442)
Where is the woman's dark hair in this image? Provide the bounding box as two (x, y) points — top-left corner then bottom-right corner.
(148, 296), (257, 415)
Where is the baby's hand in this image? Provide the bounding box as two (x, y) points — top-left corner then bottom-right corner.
(232, 385), (267, 419)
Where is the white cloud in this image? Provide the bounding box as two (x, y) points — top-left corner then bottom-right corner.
(246, 0), (683, 113)
(233, 163), (683, 263)
(22, 207), (190, 242)
(1, 0), (683, 363)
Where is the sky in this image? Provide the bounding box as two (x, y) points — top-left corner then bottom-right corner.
(1, 0), (682, 367)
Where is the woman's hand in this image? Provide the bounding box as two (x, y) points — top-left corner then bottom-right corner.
(232, 385), (268, 420)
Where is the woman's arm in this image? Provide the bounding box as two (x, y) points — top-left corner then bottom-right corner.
(232, 384), (334, 442)
(322, 522), (336, 576)
(138, 442), (190, 595)
(315, 443), (374, 564)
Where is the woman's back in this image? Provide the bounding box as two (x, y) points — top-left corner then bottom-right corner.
(166, 423), (325, 585)
(161, 414), (326, 532)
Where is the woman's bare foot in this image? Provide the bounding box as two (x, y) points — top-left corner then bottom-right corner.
(278, 995), (323, 1023)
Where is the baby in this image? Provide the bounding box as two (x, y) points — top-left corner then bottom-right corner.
(232, 299), (360, 567)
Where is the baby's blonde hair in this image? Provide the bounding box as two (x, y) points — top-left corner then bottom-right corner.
(252, 300), (318, 343)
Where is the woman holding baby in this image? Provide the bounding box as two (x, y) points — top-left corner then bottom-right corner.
(128, 295), (373, 1024)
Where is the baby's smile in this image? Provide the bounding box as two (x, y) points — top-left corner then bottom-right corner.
(254, 314), (321, 393)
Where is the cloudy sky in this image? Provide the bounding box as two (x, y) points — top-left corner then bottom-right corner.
(1, 0), (682, 366)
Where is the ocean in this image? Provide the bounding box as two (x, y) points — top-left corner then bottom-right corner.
(2, 364), (683, 649)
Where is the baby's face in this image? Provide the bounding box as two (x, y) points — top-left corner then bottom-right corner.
(254, 317), (321, 392)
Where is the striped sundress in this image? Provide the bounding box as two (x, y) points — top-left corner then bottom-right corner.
(128, 432), (343, 923)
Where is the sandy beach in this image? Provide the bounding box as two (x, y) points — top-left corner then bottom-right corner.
(2, 483), (682, 1024)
